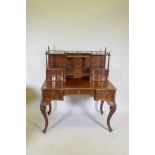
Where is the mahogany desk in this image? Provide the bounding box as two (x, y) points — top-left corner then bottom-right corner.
(40, 47), (117, 133)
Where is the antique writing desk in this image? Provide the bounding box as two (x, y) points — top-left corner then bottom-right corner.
(40, 47), (117, 133)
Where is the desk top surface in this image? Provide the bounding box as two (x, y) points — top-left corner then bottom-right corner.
(42, 79), (116, 91)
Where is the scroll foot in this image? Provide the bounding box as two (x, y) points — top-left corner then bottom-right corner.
(107, 103), (116, 132)
(42, 128), (47, 133)
(100, 101), (104, 115)
(40, 99), (48, 133)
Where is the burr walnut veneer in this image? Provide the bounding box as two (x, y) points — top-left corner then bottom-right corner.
(40, 47), (117, 133)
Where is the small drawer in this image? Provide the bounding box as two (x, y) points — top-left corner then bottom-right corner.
(43, 89), (63, 100)
(90, 69), (109, 82)
(95, 90), (114, 101)
(64, 89), (92, 95)
(51, 90), (63, 100)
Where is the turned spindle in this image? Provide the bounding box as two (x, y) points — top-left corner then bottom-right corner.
(107, 51), (111, 70)
(45, 50), (48, 69)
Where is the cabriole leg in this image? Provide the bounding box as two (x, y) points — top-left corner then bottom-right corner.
(107, 102), (116, 132)
(40, 99), (48, 133)
(100, 101), (104, 115)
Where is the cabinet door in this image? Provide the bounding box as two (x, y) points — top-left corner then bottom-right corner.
(46, 69), (64, 81)
(90, 69), (109, 81)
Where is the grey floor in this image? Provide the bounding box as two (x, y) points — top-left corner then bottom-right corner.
(27, 97), (128, 155)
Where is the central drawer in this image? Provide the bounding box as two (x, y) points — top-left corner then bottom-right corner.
(95, 90), (115, 101)
(64, 89), (94, 96)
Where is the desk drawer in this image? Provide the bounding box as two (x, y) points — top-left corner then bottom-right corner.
(64, 89), (94, 96)
(43, 90), (63, 101)
(95, 90), (114, 101)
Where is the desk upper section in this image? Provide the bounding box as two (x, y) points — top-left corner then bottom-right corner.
(44, 47), (111, 81)
(45, 47), (110, 69)
(41, 47), (116, 101)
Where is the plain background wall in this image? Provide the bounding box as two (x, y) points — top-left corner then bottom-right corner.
(26, 0), (128, 112)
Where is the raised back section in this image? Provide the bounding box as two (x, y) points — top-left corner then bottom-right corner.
(48, 53), (106, 68)
(45, 49), (111, 81)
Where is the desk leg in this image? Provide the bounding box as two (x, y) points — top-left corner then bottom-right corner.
(40, 99), (48, 133)
(107, 101), (116, 132)
(100, 101), (104, 115)
(48, 101), (52, 115)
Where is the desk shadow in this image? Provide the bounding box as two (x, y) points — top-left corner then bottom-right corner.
(27, 118), (41, 131)
(65, 96), (108, 130)
(26, 86), (40, 139)
(48, 112), (71, 131)
(27, 112), (71, 138)
(84, 111), (108, 131)
(26, 87), (39, 103)
(81, 105), (108, 131)
(26, 119), (40, 139)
